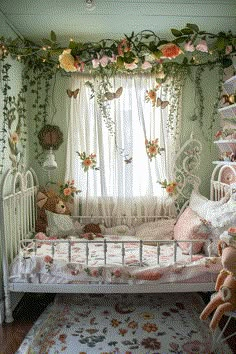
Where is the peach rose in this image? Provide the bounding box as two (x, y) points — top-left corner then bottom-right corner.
(63, 187), (72, 196)
(83, 158), (93, 167)
(166, 185), (175, 194)
(10, 132), (19, 144)
(159, 43), (182, 59)
(59, 49), (77, 72)
(148, 145), (157, 154)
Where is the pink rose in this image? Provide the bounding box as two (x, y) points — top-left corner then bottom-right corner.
(113, 269), (121, 277)
(124, 61), (138, 70)
(35, 232), (47, 240)
(141, 61), (152, 70)
(99, 55), (109, 67)
(225, 45), (233, 55)
(44, 255), (53, 263)
(91, 269), (99, 277)
(110, 54), (117, 63)
(184, 41), (195, 52)
(92, 58), (100, 68)
(196, 39), (208, 53)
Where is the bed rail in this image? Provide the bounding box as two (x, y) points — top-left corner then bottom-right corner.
(20, 238), (210, 267)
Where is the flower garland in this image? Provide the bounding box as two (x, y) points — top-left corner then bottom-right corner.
(0, 24), (235, 173)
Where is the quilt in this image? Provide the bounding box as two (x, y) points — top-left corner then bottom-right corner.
(10, 235), (221, 285)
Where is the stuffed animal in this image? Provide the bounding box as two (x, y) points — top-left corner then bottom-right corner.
(35, 189), (71, 233)
(200, 234), (236, 331)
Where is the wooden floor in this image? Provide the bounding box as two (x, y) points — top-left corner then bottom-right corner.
(0, 292), (236, 354)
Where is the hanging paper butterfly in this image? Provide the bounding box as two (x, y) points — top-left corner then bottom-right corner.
(156, 97), (169, 109)
(104, 87), (123, 100)
(124, 157), (132, 164)
(67, 88), (80, 98)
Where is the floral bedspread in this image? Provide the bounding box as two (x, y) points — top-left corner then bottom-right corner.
(10, 235), (221, 285)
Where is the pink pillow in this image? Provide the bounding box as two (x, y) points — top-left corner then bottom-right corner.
(174, 207), (211, 254)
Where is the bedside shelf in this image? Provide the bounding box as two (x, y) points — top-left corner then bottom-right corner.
(214, 140), (236, 154)
(218, 103), (236, 119)
(223, 75), (236, 94)
(212, 161), (236, 165)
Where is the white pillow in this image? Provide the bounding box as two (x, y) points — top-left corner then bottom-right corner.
(189, 190), (228, 219)
(135, 219), (175, 244)
(46, 210), (75, 237)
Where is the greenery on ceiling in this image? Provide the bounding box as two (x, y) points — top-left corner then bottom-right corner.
(0, 23), (235, 172)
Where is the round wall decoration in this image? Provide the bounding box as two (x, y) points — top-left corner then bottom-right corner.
(38, 124), (63, 150)
(220, 166), (236, 185)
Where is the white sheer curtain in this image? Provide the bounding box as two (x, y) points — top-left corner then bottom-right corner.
(65, 73), (180, 221)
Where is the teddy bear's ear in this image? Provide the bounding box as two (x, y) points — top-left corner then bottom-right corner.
(36, 191), (48, 209)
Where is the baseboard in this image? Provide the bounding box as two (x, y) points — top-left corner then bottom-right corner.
(0, 300), (4, 324)
(0, 293), (24, 324)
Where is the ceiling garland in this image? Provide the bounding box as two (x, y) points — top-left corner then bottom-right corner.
(0, 23), (235, 76)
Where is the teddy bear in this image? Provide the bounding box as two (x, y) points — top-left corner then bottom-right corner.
(35, 188), (71, 233)
(200, 233), (236, 331)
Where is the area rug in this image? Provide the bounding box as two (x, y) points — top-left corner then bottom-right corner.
(16, 292), (231, 354)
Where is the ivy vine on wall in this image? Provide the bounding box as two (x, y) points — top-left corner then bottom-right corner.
(0, 62), (28, 172)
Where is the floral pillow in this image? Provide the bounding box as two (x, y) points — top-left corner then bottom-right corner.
(174, 207), (211, 254)
(46, 210), (75, 237)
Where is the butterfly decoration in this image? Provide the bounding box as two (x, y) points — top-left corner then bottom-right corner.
(156, 97), (169, 109)
(104, 86), (123, 100)
(124, 156), (132, 164)
(67, 88), (80, 98)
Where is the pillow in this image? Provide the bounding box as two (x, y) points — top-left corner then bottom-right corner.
(189, 190), (228, 219)
(207, 191), (236, 227)
(83, 223), (101, 234)
(103, 224), (135, 236)
(174, 207), (211, 254)
(135, 219), (175, 245)
(46, 210), (75, 237)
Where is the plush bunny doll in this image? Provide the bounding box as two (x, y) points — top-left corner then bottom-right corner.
(35, 189), (71, 233)
(200, 234), (236, 331)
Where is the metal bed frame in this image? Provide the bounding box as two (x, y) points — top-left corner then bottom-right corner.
(0, 167), (218, 323)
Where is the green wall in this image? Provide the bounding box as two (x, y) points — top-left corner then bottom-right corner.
(180, 67), (221, 198)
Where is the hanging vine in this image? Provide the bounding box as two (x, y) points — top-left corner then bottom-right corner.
(23, 58), (57, 164)
(0, 63), (28, 172)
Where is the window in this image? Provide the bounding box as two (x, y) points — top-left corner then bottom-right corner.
(65, 74), (179, 217)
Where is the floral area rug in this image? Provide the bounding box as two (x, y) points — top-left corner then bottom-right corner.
(16, 292), (231, 354)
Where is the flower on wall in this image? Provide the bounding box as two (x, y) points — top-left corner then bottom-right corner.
(77, 151), (99, 172)
(145, 139), (164, 161)
(158, 179), (178, 196)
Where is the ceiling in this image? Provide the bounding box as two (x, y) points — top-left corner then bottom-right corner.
(0, 0), (236, 45)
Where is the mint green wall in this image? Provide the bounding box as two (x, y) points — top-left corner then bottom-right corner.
(180, 67), (221, 198)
